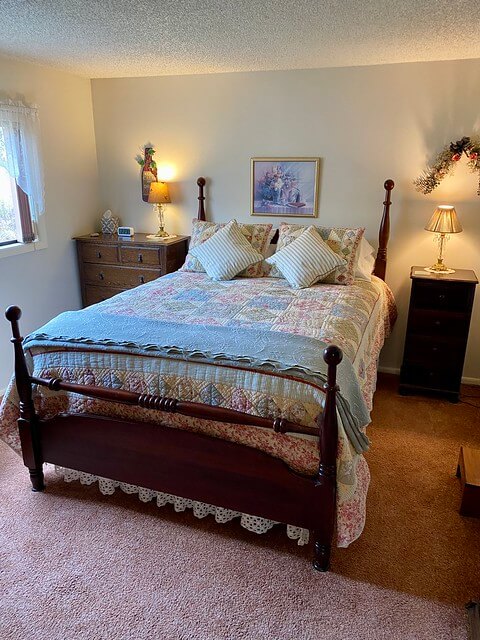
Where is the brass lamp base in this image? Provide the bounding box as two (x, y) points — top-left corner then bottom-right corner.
(425, 263), (455, 275)
(149, 227), (170, 238)
(425, 232), (455, 274)
(147, 203), (171, 240)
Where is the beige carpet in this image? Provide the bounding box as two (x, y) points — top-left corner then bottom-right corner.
(1, 374), (479, 639)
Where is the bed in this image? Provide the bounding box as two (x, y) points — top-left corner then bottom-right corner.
(1, 177), (396, 571)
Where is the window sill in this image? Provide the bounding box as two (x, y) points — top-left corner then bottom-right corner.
(0, 238), (48, 259)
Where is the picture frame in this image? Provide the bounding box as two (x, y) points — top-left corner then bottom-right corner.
(251, 157), (320, 217)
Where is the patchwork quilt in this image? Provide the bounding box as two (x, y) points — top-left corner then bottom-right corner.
(0, 271), (396, 547)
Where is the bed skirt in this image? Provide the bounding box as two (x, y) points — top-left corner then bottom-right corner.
(54, 465), (310, 546)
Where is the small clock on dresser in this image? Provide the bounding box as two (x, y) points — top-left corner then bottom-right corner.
(75, 233), (189, 307)
(399, 267), (478, 402)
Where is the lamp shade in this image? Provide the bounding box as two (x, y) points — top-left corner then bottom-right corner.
(148, 181), (171, 204)
(424, 205), (462, 234)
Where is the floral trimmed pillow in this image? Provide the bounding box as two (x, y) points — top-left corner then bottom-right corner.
(181, 219), (273, 277)
(266, 226), (346, 289)
(190, 220), (264, 281)
(268, 223), (364, 285)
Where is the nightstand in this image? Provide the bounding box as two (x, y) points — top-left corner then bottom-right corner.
(399, 266), (478, 402)
(75, 234), (189, 307)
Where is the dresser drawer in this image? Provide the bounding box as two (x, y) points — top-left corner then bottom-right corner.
(84, 285), (125, 306)
(412, 280), (472, 312)
(408, 309), (469, 337)
(80, 243), (119, 264)
(83, 264), (162, 288)
(120, 246), (161, 266)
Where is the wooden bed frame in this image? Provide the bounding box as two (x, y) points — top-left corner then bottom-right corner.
(5, 177), (394, 571)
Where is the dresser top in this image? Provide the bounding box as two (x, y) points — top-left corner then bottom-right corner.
(74, 233), (189, 246)
(410, 266), (478, 284)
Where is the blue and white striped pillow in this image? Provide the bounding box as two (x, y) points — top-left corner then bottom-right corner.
(190, 220), (264, 281)
(266, 226), (347, 289)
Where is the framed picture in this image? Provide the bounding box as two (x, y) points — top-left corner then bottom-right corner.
(251, 157), (320, 217)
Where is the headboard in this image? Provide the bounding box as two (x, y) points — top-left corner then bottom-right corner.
(195, 177), (394, 281)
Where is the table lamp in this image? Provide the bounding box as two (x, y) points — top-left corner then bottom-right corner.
(147, 181), (171, 238)
(424, 205), (462, 274)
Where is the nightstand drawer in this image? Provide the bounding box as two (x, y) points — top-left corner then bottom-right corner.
(413, 281), (472, 312)
(83, 264), (162, 288)
(403, 336), (464, 366)
(408, 309), (469, 337)
(84, 285), (125, 306)
(400, 362), (460, 392)
(81, 244), (119, 264)
(120, 246), (161, 266)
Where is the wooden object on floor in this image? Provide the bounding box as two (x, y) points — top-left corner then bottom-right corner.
(399, 267), (478, 402)
(74, 233), (189, 307)
(466, 601), (480, 640)
(457, 446), (480, 518)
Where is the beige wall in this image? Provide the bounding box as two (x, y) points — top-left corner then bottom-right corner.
(0, 56), (100, 390)
(91, 59), (480, 382)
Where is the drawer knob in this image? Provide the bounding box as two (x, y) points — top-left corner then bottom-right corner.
(432, 346), (438, 352)
(140, 275), (145, 284)
(434, 320), (441, 326)
(138, 253), (143, 263)
(99, 272), (104, 281)
(97, 251), (102, 259)
(438, 294), (446, 301)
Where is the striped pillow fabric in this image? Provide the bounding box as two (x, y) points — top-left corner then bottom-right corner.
(266, 226), (346, 289)
(190, 220), (264, 281)
(181, 219), (274, 277)
(268, 223), (364, 285)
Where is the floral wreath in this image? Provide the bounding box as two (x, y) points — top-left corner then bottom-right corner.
(414, 136), (480, 195)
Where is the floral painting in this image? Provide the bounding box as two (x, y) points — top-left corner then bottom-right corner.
(251, 158), (320, 217)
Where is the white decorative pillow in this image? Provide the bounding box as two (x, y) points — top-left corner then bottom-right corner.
(354, 237), (376, 281)
(266, 226), (346, 289)
(190, 220), (264, 281)
(181, 219), (273, 277)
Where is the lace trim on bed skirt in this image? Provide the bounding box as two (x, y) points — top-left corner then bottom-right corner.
(54, 466), (310, 546)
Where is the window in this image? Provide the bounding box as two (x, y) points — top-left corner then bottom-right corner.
(0, 101), (44, 253)
(0, 163), (19, 246)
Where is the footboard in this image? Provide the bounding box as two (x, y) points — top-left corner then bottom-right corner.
(6, 305), (341, 571)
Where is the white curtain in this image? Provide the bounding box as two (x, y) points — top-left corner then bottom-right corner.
(0, 100), (45, 223)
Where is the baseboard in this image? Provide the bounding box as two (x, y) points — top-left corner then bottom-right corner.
(378, 366), (400, 376)
(378, 367), (480, 386)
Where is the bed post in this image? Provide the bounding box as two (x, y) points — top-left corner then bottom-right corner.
(5, 306), (45, 491)
(197, 177), (206, 221)
(313, 344), (342, 572)
(373, 179), (394, 281)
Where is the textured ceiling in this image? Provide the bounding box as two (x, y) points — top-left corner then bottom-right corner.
(1, 0), (480, 78)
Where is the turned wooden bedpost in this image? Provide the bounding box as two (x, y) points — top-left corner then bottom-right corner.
(373, 179), (394, 281)
(5, 306), (45, 491)
(197, 177), (206, 221)
(313, 344), (342, 572)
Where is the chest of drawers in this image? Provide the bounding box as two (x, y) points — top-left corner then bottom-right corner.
(399, 267), (478, 401)
(75, 234), (189, 307)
